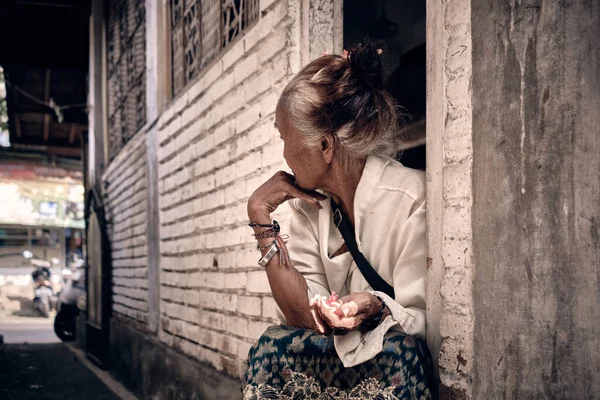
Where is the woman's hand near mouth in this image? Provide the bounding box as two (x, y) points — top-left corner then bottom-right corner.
(248, 171), (326, 222)
(247, 171), (327, 331)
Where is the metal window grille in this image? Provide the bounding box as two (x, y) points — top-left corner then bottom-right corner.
(170, 0), (259, 97)
(106, 0), (147, 161)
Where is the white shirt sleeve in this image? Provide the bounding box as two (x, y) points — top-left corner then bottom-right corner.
(286, 199), (331, 298)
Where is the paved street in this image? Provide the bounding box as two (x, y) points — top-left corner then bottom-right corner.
(0, 282), (61, 344)
(0, 313), (135, 400)
(0, 316), (59, 344)
(0, 343), (121, 400)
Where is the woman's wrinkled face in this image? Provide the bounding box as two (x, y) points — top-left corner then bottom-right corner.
(275, 106), (328, 191)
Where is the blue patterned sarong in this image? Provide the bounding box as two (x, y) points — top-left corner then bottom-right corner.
(243, 325), (433, 399)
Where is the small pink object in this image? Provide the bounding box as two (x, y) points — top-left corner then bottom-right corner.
(312, 292), (344, 313)
(325, 292), (344, 310)
(325, 291), (339, 305)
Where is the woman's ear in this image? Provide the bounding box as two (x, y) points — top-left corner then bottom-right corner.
(321, 135), (335, 164)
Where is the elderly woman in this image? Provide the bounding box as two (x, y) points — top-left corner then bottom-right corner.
(243, 43), (432, 399)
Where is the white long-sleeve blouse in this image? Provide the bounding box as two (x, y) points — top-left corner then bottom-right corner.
(284, 153), (427, 367)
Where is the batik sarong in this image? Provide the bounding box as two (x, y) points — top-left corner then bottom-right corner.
(243, 325), (433, 400)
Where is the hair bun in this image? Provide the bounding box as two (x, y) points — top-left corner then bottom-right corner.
(346, 41), (385, 90)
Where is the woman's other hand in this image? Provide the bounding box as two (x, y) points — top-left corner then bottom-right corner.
(315, 292), (383, 332)
(247, 171), (326, 220)
(309, 296), (331, 335)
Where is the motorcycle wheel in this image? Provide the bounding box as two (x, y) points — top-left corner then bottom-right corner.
(39, 296), (50, 318)
(54, 309), (76, 342)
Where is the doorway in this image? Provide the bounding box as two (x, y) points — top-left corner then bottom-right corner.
(84, 188), (112, 367)
(343, 0), (426, 170)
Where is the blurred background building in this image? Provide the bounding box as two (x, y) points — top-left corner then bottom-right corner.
(0, 14), (86, 308)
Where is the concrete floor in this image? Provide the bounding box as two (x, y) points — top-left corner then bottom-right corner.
(0, 314), (137, 400)
(0, 315), (60, 344)
(0, 282), (61, 344)
(0, 343), (121, 400)
(0, 286), (137, 400)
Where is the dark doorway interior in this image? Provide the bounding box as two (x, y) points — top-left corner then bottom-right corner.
(344, 0), (426, 170)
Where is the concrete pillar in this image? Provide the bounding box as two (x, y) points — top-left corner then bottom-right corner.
(88, 0), (106, 192)
(307, 0), (343, 61)
(428, 0), (600, 398)
(471, 1), (600, 398)
(289, 0), (343, 69)
(144, 0), (163, 334)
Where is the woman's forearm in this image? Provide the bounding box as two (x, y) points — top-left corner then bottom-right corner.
(246, 172), (328, 329)
(250, 212), (314, 329)
(264, 253), (314, 329)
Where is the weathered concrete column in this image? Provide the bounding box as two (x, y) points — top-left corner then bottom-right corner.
(88, 0), (106, 191)
(144, 0), (163, 334)
(471, 1), (600, 398)
(307, 0), (343, 61)
(288, 0), (343, 69)
(429, 0), (600, 398)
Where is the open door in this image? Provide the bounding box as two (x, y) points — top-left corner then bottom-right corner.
(84, 188), (112, 368)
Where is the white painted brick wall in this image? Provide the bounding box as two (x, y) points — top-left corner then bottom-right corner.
(154, 0), (297, 378)
(103, 131), (150, 326)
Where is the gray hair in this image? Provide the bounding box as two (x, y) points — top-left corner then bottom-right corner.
(277, 42), (402, 166)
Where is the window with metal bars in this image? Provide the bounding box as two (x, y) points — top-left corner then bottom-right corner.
(106, 0), (147, 161)
(170, 0), (260, 97)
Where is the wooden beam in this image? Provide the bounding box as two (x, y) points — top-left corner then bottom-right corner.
(15, 0), (84, 8)
(11, 143), (81, 158)
(14, 107), (54, 114)
(15, 114), (22, 137)
(14, 112), (48, 123)
(43, 115), (51, 141)
(43, 69), (51, 142)
(69, 123), (77, 143)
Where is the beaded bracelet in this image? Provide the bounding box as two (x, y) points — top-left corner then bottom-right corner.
(253, 229), (279, 239)
(248, 220), (280, 232)
(257, 240), (277, 250)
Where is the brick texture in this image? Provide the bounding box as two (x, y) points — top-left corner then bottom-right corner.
(155, 0), (293, 378)
(104, 131), (150, 326)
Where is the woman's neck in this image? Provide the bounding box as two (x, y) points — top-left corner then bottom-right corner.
(323, 157), (366, 227)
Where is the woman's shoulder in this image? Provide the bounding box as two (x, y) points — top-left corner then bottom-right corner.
(376, 156), (425, 204)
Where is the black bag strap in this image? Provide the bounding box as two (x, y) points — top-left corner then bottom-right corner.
(331, 199), (395, 299)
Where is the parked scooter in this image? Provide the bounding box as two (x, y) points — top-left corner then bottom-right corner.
(23, 250), (59, 318)
(54, 255), (85, 341)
